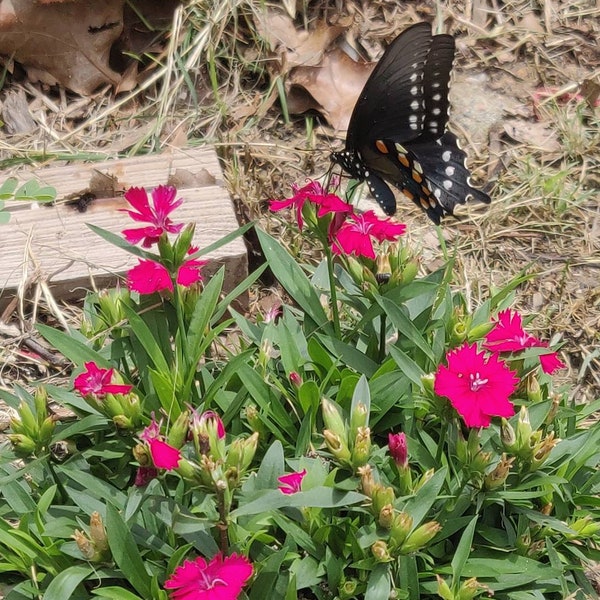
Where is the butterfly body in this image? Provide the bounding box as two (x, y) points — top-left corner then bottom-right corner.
(331, 22), (490, 224)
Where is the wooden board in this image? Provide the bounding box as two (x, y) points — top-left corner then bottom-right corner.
(0, 146), (248, 310)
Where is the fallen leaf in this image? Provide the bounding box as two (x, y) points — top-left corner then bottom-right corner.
(503, 118), (561, 154)
(287, 48), (374, 131)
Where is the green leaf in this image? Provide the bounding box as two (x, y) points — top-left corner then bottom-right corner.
(87, 224), (155, 260)
(388, 346), (425, 387)
(43, 565), (92, 600)
(256, 228), (330, 329)
(376, 296), (435, 362)
(105, 503), (151, 598)
(365, 563), (391, 600)
(402, 468), (446, 528)
(451, 515), (478, 585)
(36, 324), (111, 368)
(92, 588), (144, 600)
(121, 303), (170, 373)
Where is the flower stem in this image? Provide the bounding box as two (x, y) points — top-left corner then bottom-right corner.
(325, 247), (341, 337)
(378, 313), (387, 362)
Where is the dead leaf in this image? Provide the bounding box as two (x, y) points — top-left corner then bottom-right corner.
(254, 9), (348, 69)
(287, 48), (374, 131)
(503, 118), (561, 154)
(2, 88), (36, 134)
(167, 168), (216, 189)
(0, 0), (124, 95)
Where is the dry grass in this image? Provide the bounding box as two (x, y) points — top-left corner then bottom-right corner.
(0, 0), (598, 406)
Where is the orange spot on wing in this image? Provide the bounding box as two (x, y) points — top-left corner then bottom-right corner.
(375, 140), (388, 154)
(398, 154), (410, 168)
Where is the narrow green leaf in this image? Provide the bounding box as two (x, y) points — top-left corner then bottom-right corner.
(365, 563), (391, 600)
(451, 516), (478, 585)
(402, 468), (447, 528)
(388, 346), (426, 387)
(87, 224), (155, 260)
(105, 504), (151, 598)
(256, 228), (330, 329)
(36, 324), (111, 368)
(43, 565), (92, 600)
(92, 587), (144, 600)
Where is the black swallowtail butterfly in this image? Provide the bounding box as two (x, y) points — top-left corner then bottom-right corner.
(331, 22), (491, 224)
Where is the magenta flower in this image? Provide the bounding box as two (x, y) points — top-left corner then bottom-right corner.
(484, 309), (566, 374)
(74, 362), (132, 397)
(139, 416), (181, 470)
(388, 432), (408, 468)
(147, 438), (182, 470)
(269, 180), (328, 229)
(176, 248), (207, 287)
(127, 259), (174, 294)
(122, 186), (184, 248)
(164, 552), (253, 600)
(332, 211), (406, 259)
(434, 343), (519, 428)
(278, 469), (307, 495)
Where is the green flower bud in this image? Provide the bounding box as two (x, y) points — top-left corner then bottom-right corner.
(351, 426), (371, 467)
(484, 453), (515, 490)
(467, 321), (495, 342)
(501, 418), (518, 453)
(400, 259), (419, 285)
(13, 401), (37, 437)
(8, 433), (37, 456)
(526, 374), (542, 404)
(530, 432), (559, 470)
(350, 402), (369, 437)
(358, 464), (375, 497)
(435, 575), (454, 600)
(515, 406), (533, 453)
(371, 540), (392, 562)
(339, 579), (359, 600)
(379, 503), (395, 529)
(321, 398), (348, 441)
(400, 521), (441, 553)
(112, 415), (134, 429)
(458, 578), (489, 600)
(390, 511), (413, 547)
(167, 410), (190, 449)
(89, 512), (109, 554)
(372, 484), (395, 516)
(568, 516), (600, 539)
(414, 468), (435, 492)
(34, 386), (49, 428)
(38, 416), (56, 446)
(323, 429), (351, 463)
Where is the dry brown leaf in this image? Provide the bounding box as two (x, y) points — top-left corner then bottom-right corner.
(0, 0), (124, 95)
(254, 10), (348, 69)
(287, 48), (374, 131)
(503, 118), (561, 154)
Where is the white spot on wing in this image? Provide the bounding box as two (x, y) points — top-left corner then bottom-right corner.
(442, 150), (452, 162)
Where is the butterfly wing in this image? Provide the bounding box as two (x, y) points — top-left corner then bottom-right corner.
(332, 21), (490, 221)
(344, 22), (434, 150)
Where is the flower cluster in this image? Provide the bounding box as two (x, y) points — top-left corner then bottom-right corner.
(270, 180), (406, 259)
(121, 186), (207, 295)
(434, 309), (565, 428)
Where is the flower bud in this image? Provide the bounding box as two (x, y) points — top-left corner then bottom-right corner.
(530, 432), (559, 470)
(38, 416), (56, 446)
(526, 374), (542, 403)
(484, 453), (515, 490)
(112, 415), (134, 429)
(467, 321), (495, 342)
(390, 511), (413, 547)
(323, 429), (351, 463)
(34, 386), (49, 428)
(378, 503), (394, 529)
(458, 578), (489, 600)
(133, 443), (151, 466)
(544, 395), (560, 425)
(568, 516), (600, 539)
(289, 371), (303, 387)
(339, 579), (359, 600)
(13, 401), (37, 437)
(515, 406), (533, 453)
(371, 540), (391, 562)
(400, 521), (441, 553)
(358, 464), (375, 497)
(321, 398), (348, 442)
(89, 512), (109, 554)
(372, 484), (395, 516)
(413, 468), (435, 492)
(420, 373), (435, 394)
(400, 259), (419, 285)
(436, 575), (454, 600)
(8, 433), (37, 456)
(73, 529), (96, 560)
(388, 432), (408, 468)
(167, 410), (190, 449)
(350, 402), (369, 436)
(351, 426), (371, 467)
(190, 409), (226, 460)
(375, 253), (392, 286)
(501, 418), (518, 453)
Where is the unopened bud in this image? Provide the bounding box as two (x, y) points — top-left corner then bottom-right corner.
(323, 429), (351, 463)
(372, 484), (395, 516)
(371, 540), (391, 562)
(400, 521), (441, 553)
(358, 464), (375, 497)
(526, 374), (542, 403)
(436, 575), (453, 600)
(531, 431), (559, 469)
(379, 504), (394, 529)
(484, 453), (515, 490)
(167, 410), (190, 449)
(321, 398), (348, 441)
(350, 402), (369, 435)
(351, 426), (371, 467)
(501, 418), (517, 452)
(89, 512), (109, 553)
(458, 577), (489, 600)
(414, 468), (435, 492)
(390, 511), (413, 547)
(8, 433), (36, 456)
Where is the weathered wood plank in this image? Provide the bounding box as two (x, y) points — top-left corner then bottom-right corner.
(0, 147), (247, 310)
